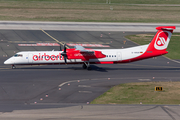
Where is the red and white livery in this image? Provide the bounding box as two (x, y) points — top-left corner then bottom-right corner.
(4, 26), (176, 69)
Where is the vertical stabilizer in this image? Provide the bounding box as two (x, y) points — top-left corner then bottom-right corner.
(146, 26), (176, 52)
(128, 26), (176, 62)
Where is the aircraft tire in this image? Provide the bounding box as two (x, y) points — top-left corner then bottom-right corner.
(82, 64), (87, 69)
(12, 65), (16, 69)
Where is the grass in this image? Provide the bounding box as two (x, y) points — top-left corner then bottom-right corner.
(2, 0), (180, 4)
(125, 33), (180, 60)
(0, 0), (180, 22)
(91, 82), (180, 104)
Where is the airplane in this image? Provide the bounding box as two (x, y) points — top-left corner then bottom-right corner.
(4, 26), (176, 70)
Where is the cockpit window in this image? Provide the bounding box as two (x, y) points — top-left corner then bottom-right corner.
(14, 54), (23, 57)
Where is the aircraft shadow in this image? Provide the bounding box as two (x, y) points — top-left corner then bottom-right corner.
(15, 65), (180, 72)
(19, 65), (108, 72)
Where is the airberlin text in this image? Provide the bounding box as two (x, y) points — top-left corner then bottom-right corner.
(33, 53), (63, 61)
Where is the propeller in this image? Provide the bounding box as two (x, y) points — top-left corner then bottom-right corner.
(59, 44), (62, 51)
(61, 44), (67, 64)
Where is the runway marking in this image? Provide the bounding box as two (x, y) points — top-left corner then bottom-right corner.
(9, 40), (110, 45)
(78, 85), (91, 88)
(58, 79), (89, 87)
(40, 28), (69, 49)
(0, 68), (11, 70)
(138, 79), (151, 81)
(163, 56), (180, 64)
(14, 41), (20, 43)
(58, 78), (112, 88)
(18, 43), (60, 46)
(79, 91), (92, 93)
(66, 43), (110, 47)
(58, 77), (129, 88)
(9, 41), (57, 43)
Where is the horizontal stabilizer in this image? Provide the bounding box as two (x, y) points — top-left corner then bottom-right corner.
(156, 26), (176, 31)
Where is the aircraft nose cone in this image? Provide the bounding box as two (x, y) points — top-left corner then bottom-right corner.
(4, 60), (9, 64)
(4, 59), (12, 64)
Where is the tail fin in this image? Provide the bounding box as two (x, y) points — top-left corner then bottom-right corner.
(127, 26), (176, 62)
(146, 26), (176, 52)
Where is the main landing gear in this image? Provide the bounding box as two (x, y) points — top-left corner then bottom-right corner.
(82, 62), (91, 70)
(12, 65), (16, 69)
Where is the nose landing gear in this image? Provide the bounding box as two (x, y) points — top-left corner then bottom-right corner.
(12, 65), (16, 69)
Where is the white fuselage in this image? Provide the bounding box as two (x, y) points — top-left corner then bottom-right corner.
(4, 44), (149, 65)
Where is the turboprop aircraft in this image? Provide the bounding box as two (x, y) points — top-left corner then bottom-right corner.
(4, 26), (176, 70)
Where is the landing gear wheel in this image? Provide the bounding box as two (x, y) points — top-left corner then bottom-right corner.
(12, 65), (16, 69)
(83, 62), (91, 70)
(82, 64), (87, 69)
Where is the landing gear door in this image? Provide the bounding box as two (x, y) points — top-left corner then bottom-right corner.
(117, 52), (121, 61)
(28, 54), (33, 63)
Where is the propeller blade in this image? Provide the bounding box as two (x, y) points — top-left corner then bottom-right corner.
(61, 44), (67, 64)
(64, 44), (66, 53)
(60, 44), (62, 51)
(64, 55), (67, 64)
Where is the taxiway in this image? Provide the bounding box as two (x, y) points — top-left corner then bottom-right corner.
(0, 22), (180, 119)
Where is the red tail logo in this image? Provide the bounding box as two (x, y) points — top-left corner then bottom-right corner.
(154, 31), (171, 50)
(155, 32), (168, 46)
(157, 37), (166, 46)
(151, 26), (176, 51)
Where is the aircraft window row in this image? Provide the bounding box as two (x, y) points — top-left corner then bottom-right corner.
(106, 55), (116, 57)
(14, 54), (23, 57)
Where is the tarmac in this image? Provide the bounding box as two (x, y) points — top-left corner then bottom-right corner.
(0, 22), (180, 120)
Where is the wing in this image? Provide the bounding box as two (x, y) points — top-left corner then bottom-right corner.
(74, 45), (93, 53)
(65, 45), (106, 61)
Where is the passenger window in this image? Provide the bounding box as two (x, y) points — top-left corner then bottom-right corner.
(109, 55), (111, 57)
